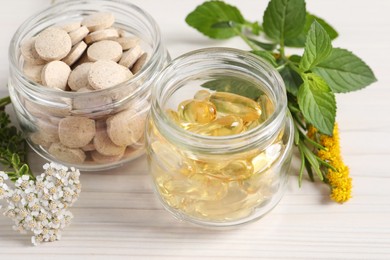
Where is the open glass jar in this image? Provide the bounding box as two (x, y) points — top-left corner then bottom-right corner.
(8, 0), (170, 171)
(146, 48), (294, 227)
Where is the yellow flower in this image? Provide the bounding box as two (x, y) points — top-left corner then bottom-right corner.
(308, 124), (352, 203)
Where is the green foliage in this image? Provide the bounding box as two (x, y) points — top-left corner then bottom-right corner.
(185, 1), (246, 39)
(312, 48), (377, 93)
(298, 74), (336, 135)
(185, 0), (376, 187)
(285, 13), (338, 47)
(300, 21), (332, 71)
(0, 97), (35, 181)
(250, 50), (278, 67)
(263, 0), (306, 42)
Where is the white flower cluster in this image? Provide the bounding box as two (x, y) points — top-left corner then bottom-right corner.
(0, 162), (81, 246)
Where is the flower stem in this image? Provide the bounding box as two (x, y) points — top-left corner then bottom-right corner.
(0, 96), (11, 110)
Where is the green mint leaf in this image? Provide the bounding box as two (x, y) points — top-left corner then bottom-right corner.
(280, 66), (303, 96)
(288, 55), (301, 63)
(285, 13), (338, 47)
(263, 0), (306, 42)
(248, 38), (277, 51)
(201, 76), (263, 100)
(185, 1), (245, 39)
(251, 50), (278, 67)
(297, 74), (336, 135)
(251, 21), (262, 35)
(311, 14), (338, 40)
(312, 48), (377, 93)
(300, 21), (332, 71)
(211, 21), (238, 29)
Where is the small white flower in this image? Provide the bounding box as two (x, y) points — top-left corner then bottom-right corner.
(0, 171), (9, 184)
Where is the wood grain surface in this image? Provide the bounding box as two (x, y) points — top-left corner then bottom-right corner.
(0, 0), (389, 259)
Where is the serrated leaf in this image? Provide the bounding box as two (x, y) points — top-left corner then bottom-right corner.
(279, 66), (303, 96)
(312, 48), (377, 93)
(248, 38), (277, 51)
(201, 76), (263, 100)
(185, 1), (245, 39)
(263, 0), (306, 42)
(251, 50), (278, 67)
(297, 74), (336, 135)
(300, 21), (332, 71)
(285, 13), (338, 47)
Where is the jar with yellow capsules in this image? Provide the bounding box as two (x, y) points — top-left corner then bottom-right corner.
(146, 48), (294, 227)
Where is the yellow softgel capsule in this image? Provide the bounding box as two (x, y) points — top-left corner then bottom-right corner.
(210, 92), (262, 124)
(187, 115), (244, 136)
(204, 159), (254, 181)
(178, 99), (217, 124)
(194, 89), (211, 101)
(257, 94), (274, 122)
(166, 109), (180, 124)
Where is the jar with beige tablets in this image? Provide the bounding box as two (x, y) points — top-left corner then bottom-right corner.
(8, 0), (170, 170)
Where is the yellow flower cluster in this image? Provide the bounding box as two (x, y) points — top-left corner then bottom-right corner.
(308, 124), (352, 203)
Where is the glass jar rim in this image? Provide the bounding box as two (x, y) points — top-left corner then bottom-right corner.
(151, 47), (288, 153)
(8, 0), (163, 100)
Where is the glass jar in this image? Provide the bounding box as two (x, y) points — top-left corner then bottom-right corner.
(146, 48), (294, 227)
(8, 0), (170, 171)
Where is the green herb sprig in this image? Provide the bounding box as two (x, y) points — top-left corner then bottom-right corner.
(0, 96), (34, 181)
(185, 0), (376, 190)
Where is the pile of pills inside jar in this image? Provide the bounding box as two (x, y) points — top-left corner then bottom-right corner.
(150, 90), (284, 221)
(167, 90), (274, 135)
(19, 12), (149, 166)
(21, 12), (147, 89)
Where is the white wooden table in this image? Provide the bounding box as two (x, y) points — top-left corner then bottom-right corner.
(1, 0), (389, 259)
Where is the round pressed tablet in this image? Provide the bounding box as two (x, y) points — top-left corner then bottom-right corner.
(82, 142), (96, 152)
(88, 60), (133, 90)
(30, 131), (52, 148)
(94, 123), (126, 156)
(131, 53), (148, 74)
(48, 143), (86, 164)
(41, 61), (71, 90)
(23, 63), (44, 83)
(84, 28), (119, 44)
(62, 41), (87, 66)
(68, 62), (93, 91)
(91, 150), (124, 163)
(60, 21), (81, 32)
(25, 100), (47, 118)
(20, 37), (46, 65)
(69, 26), (89, 46)
(58, 116), (96, 148)
(35, 27), (72, 61)
(122, 145), (144, 159)
(36, 119), (60, 143)
(71, 51), (90, 69)
(114, 36), (140, 51)
(81, 12), (115, 32)
(106, 108), (146, 146)
(116, 28), (126, 38)
(87, 40), (122, 62)
(119, 45), (143, 68)
(72, 87), (112, 112)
